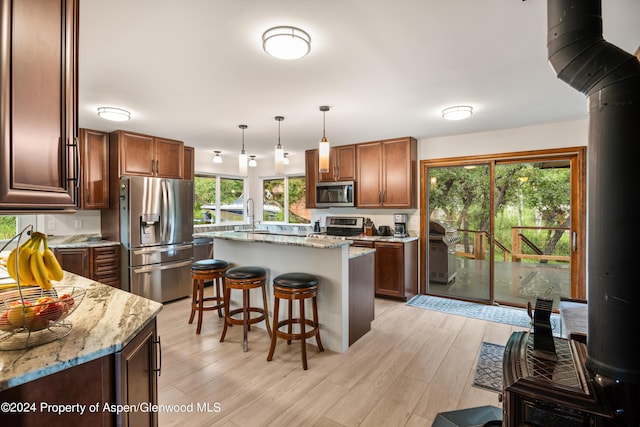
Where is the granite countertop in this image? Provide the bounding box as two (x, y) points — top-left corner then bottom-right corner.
(351, 235), (419, 243)
(0, 270), (162, 391)
(45, 234), (121, 249)
(194, 230), (352, 249)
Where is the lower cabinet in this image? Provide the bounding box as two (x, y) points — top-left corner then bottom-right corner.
(0, 319), (159, 427)
(55, 246), (121, 288)
(352, 239), (418, 301)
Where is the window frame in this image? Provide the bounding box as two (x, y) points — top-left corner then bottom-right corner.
(261, 173), (309, 225)
(194, 173), (247, 226)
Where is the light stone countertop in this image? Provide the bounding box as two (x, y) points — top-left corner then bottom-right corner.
(0, 270), (162, 391)
(0, 234), (120, 251)
(194, 230), (353, 249)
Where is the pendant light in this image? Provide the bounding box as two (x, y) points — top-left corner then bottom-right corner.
(283, 152), (290, 165)
(238, 124), (248, 176)
(274, 116), (285, 175)
(318, 105), (331, 173)
(213, 150), (222, 164)
(249, 155), (257, 167)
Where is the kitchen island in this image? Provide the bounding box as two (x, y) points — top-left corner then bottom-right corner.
(0, 269), (162, 426)
(194, 231), (375, 353)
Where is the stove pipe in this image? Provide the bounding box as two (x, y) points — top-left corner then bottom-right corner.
(548, 0), (640, 423)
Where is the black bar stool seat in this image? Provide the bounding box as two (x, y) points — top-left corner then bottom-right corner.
(267, 272), (324, 370)
(189, 259), (229, 334)
(220, 266), (272, 352)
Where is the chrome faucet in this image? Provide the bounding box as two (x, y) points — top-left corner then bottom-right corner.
(246, 197), (255, 230)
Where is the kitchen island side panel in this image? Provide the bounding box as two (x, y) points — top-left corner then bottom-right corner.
(213, 238), (350, 353)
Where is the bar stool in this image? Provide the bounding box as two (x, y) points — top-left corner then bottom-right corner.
(267, 272), (324, 370)
(220, 266), (272, 352)
(189, 259), (229, 334)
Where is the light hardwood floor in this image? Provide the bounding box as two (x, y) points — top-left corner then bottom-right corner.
(156, 296), (528, 426)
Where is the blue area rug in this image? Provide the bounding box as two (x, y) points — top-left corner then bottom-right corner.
(473, 342), (505, 393)
(406, 294), (561, 334)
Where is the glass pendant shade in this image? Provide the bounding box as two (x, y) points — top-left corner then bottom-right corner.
(213, 150), (222, 164)
(282, 153), (289, 165)
(318, 138), (330, 173)
(249, 155), (257, 167)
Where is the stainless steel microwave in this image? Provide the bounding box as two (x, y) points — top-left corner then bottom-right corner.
(316, 181), (354, 207)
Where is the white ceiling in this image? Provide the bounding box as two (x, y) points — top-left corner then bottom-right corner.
(78, 0), (639, 165)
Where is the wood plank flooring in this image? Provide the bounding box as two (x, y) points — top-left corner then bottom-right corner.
(157, 296), (528, 426)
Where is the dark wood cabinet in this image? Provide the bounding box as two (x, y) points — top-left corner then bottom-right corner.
(351, 239), (418, 301)
(110, 130), (184, 179)
(91, 246), (121, 289)
(54, 247), (90, 278)
(183, 146), (195, 180)
(115, 319), (159, 427)
(55, 246), (121, 288)
(305, 149), (318, 208)
(318, 145), (356, 182)
(0, 0), (79, 211)
(79, 129), (110, 209)
(0, 319), (159, 427)
(503, 331), (614, 427)
(356, 137), (417, 208)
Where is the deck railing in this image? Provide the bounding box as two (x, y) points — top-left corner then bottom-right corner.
(454, 226), (570, 263)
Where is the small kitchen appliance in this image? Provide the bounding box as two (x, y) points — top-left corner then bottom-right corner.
(393, 213), (408, 237)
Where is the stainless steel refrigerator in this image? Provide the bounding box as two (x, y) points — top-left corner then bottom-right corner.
(119, 176), (194, 303)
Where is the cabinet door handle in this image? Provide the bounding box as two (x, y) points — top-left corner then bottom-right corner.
(153, 335), (162, 376)
(65, 137), (80, 188)
(151, 160), (155, 173)
(155, 160), (159, 174)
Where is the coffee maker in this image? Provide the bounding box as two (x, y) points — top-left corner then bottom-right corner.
(393, 213), (408, 237)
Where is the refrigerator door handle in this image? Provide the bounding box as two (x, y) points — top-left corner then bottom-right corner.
(160, 179), (168, 242)
(132, 259), (193, 274)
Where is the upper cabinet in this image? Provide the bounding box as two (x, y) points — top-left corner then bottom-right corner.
(356, 137), (417, 208)
(0, 0), (79, 211)
(183, 146), (194, 180)
(110, 130), (184, 179)
(79, 129), (109, 209)
(318, 145), (356, 182)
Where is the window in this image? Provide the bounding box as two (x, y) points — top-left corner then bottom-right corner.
(262, 175), (310, 224)
(194, 175), (245, 225)
(0, 216), (17, 240)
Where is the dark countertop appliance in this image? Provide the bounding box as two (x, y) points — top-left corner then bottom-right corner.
(428, 220), (460, 284)
(315, 181), (355, 207)
(325, 216), (364, 236)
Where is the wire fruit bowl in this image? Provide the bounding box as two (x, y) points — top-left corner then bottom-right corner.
(0, 224), (85, 350)
(0, 285), (85, 349)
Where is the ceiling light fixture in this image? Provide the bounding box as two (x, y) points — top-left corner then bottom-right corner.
(238, 124), (248, 177)
(262, 26), (311, 60)
(213, 150), (222, 164)
(442, 105), (473, 121)
(283, 152), (289, 165)
(274, 116), (285, 175)
(97, 107), (130, 121)
(249, 155), (257, 167)
(318, 105), (331, 173)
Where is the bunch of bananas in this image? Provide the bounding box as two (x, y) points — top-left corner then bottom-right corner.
(6, 232), (64, 291)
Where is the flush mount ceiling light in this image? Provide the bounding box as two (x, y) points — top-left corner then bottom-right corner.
(274, 116), (285, 175)
(262, 26), (311, 60)
(238, 124), (248, 177)
(97, 107), (130, 121)
(213, 150), (222, 164)
(283, 152), (290, 165)
(318, 105), (331, 173)
(249, 155), (257, 167)
(442, 105), (473, 121)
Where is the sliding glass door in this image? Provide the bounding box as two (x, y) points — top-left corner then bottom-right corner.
(420, 148), (586, 309)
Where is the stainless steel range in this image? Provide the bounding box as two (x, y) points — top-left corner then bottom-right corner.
(325, 216), (364, 237)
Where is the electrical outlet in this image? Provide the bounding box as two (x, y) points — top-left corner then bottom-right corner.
(74, 219), (83, 229)
(47, 220), (56, 230)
